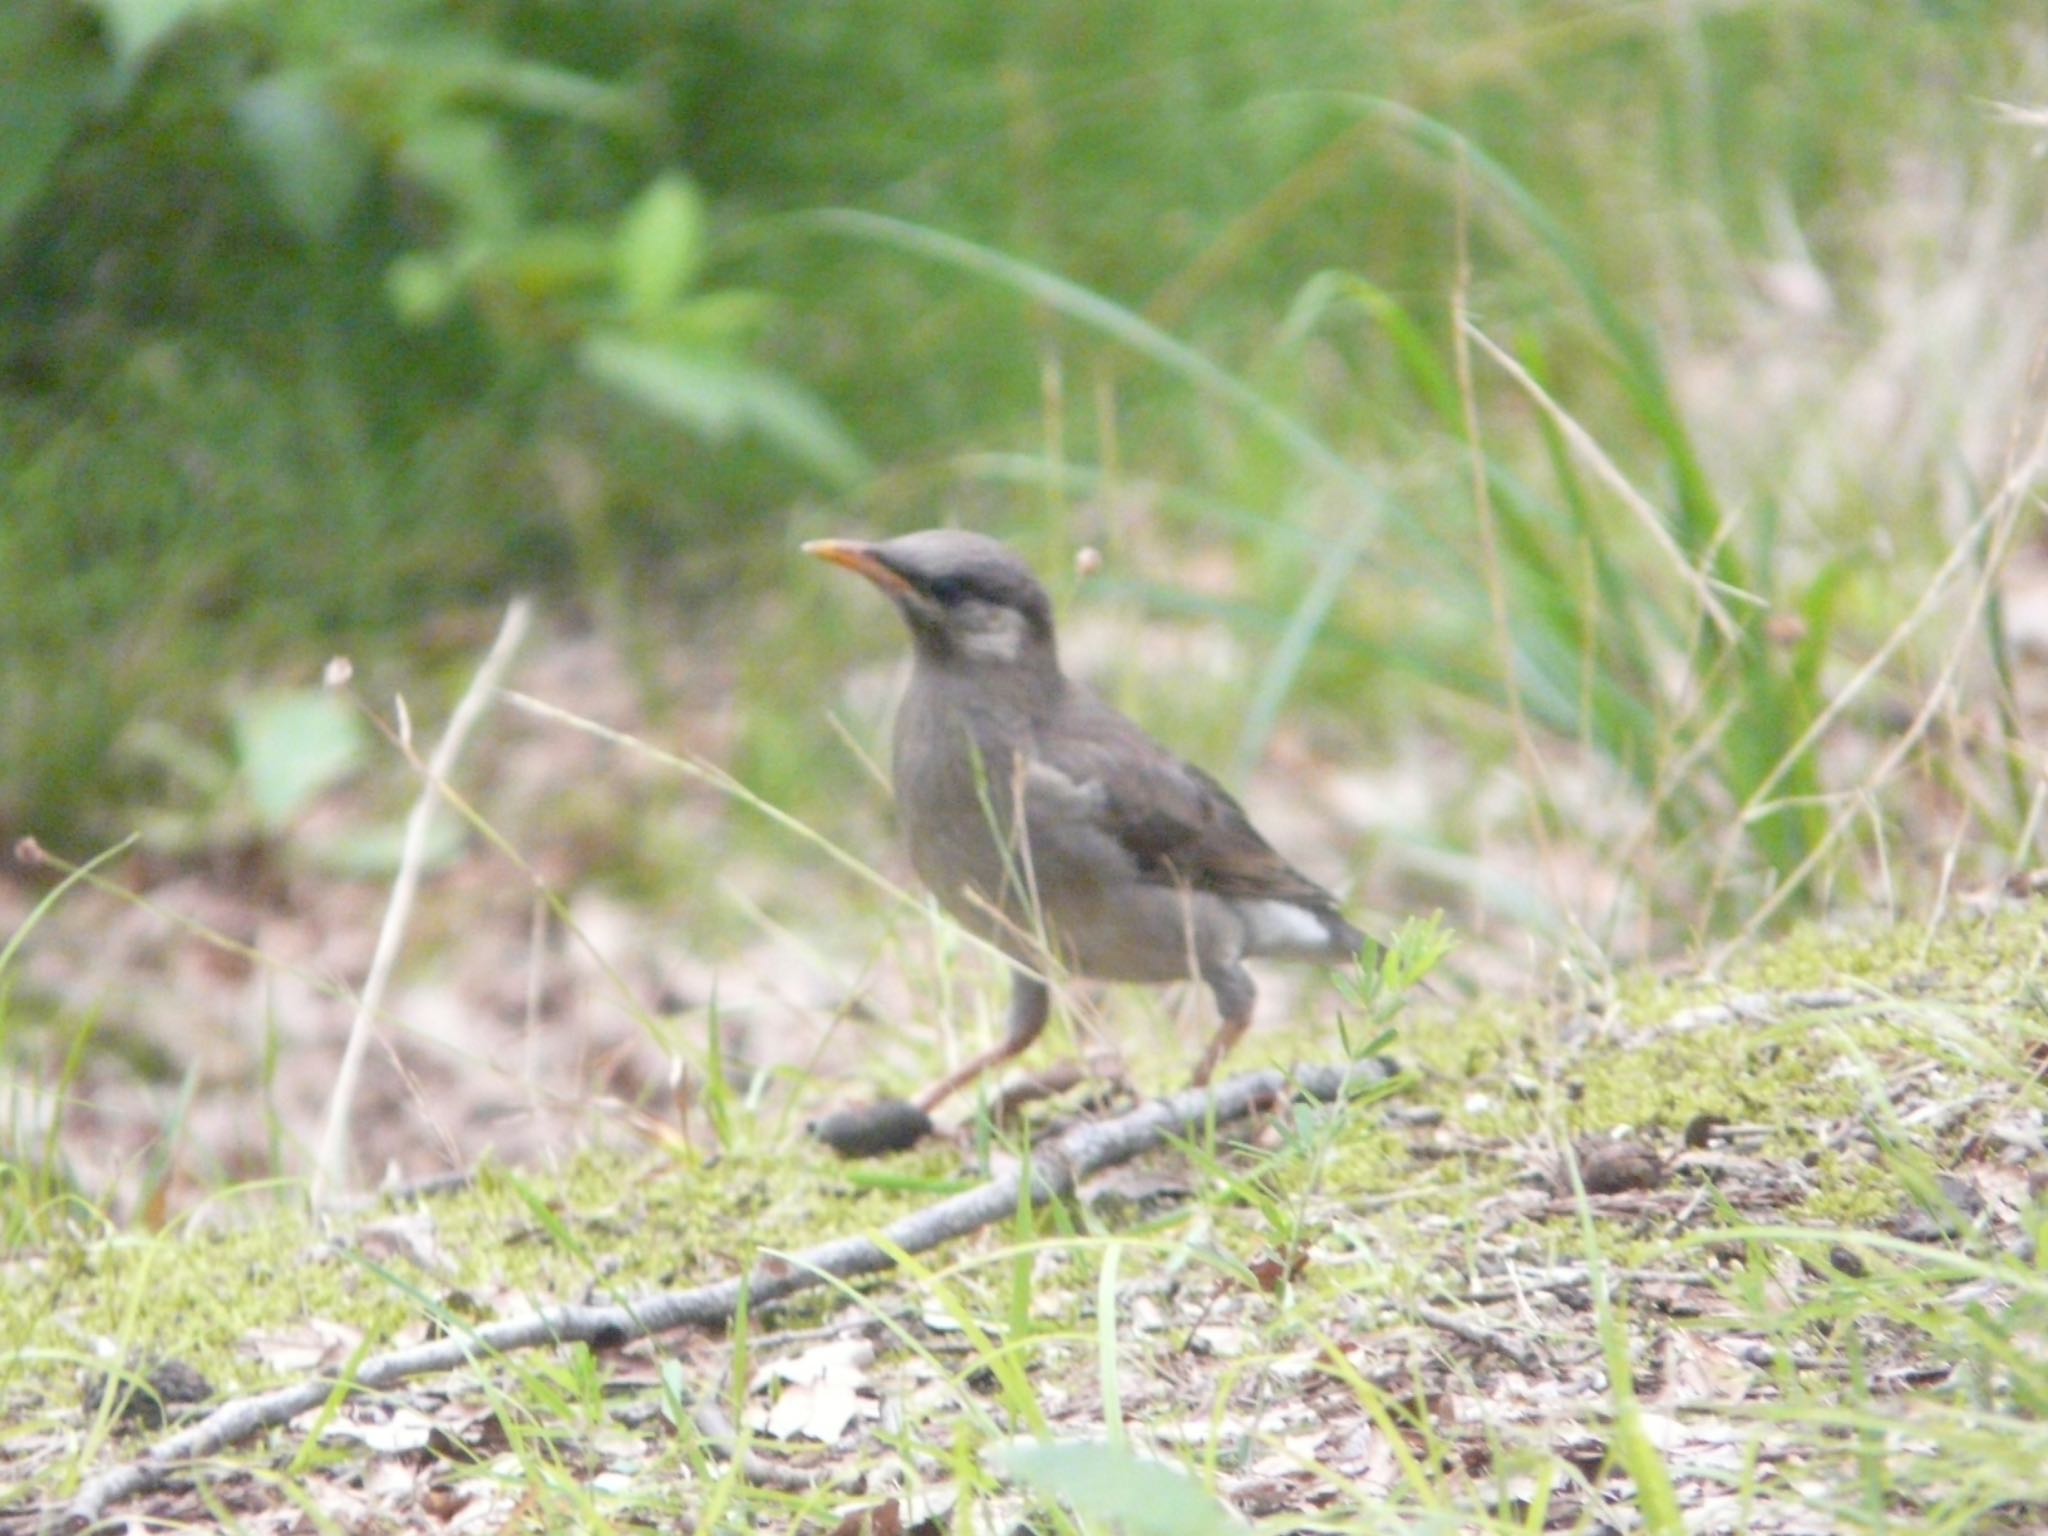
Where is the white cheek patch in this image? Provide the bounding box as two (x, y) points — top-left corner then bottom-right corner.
(956, 602), (1029, 662)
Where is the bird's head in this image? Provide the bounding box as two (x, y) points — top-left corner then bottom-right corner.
(804, 530), (1058, 675)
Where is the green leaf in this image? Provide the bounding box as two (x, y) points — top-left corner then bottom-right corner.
(384, 43), (643, 130)
(86, 0), (222, 78)
(0, 6), (113, 244)
(638, 290), (777, 351)
(233, 72), (371, 242)
(996, 1440), (1245, 1536)
(230, 690), (366, 833)
(386, 252), (463, 325)
(577, 333), (870, 487)
(1284, 270), (1460, 426)
(396, 115), (521, 237)
(492, 226), (614, 301)
(615, 173), (704, 316)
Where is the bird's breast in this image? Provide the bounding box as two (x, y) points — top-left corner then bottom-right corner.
(891, 681), (1025, 931)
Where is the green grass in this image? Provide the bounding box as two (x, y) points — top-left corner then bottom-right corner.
(3, 0), (2041, 950)
(6, 5), (2048, 1527)
(9, 901), (2048, 1528)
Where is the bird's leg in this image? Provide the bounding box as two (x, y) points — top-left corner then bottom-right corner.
(1189, 962), (1256, 1087)
(914, 970), (1051, 1113)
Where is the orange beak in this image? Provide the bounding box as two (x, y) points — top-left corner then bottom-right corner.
(802, 538), (916, 599)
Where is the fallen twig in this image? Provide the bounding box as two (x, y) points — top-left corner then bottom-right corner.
(1412, 1302), (1540, 1373)
(56, 1059), (1395, 1531)
(1436, 1266), (1716, 1307)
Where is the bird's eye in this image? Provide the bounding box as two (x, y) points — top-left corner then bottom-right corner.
(924, 575), (970, 606)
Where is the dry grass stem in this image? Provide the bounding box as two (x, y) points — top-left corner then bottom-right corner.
(311, 597), (534, 1207)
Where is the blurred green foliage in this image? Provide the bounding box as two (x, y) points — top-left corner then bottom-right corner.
(0, 0), (858, 839)
(0, 0), (2037, 927)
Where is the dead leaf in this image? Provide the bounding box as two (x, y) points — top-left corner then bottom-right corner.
(358, 1212), (454, 1276)
(751, 1339), (878, 1443)
(240, 1318), (365, 1374)
(822, 1500), (902, 1536)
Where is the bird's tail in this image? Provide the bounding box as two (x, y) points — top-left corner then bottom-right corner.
(1242, 898), (1367, 962)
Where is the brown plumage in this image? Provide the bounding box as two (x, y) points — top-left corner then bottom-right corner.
(807, 529), (1363, 1110)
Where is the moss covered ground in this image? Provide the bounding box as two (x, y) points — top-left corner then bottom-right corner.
(7, 900), (2047, 1529)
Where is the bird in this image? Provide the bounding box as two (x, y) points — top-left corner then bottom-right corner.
(805, 529), (1366, 1113)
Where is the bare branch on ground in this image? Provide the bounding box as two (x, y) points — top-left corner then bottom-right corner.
(57, 1059), (1395, 1532)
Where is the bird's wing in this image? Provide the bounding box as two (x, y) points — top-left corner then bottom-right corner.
(1026, 687), (1338, 909)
